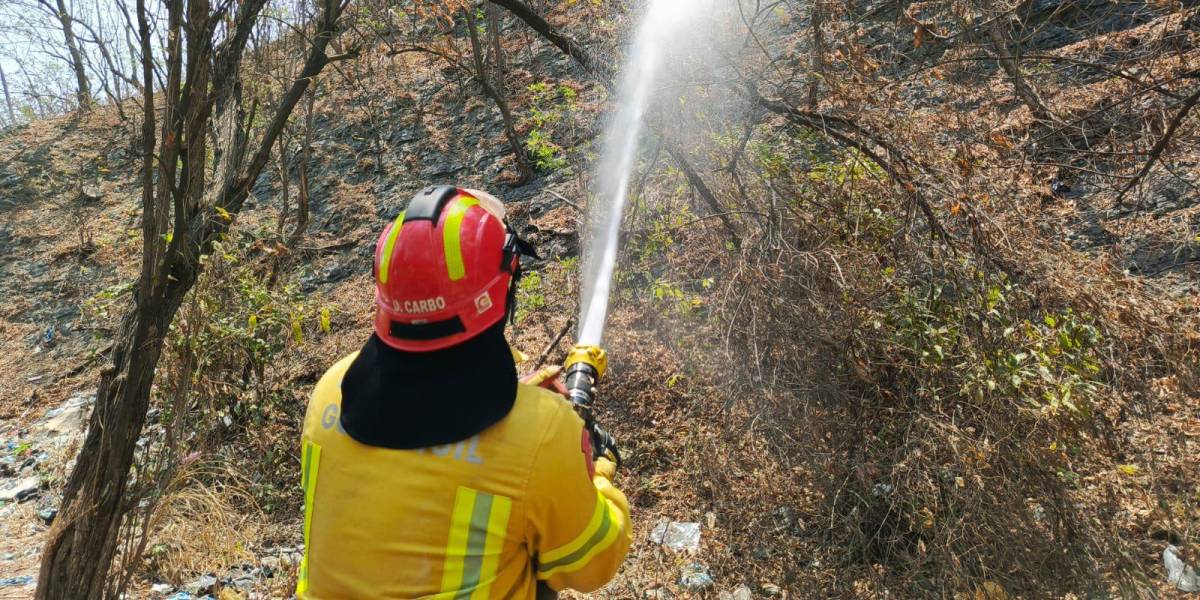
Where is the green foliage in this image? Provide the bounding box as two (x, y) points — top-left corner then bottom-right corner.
(808, 147), (887, 185)
(82, 281), (136, 328)
(878, 268), (1103, 418)
(160, 237), (328, 431)
(523, 82), (578, 172)
(514, 271), (545, 323)
(525, 130), (567, 171)
(194, 240), (308, 373)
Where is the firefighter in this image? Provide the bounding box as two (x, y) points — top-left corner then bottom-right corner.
(297, 185), (632, 598)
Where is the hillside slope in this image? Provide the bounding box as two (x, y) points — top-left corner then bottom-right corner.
(2, 1), (1199, 598)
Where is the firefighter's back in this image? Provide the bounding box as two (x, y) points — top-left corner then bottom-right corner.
(297, 353), (582, 599)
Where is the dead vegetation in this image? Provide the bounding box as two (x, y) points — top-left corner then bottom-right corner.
(0, 0), (1198, 598)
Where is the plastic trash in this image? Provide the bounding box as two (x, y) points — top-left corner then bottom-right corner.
(0, 576), (34, 587)
(718, 586), (752, 600)
(679, 562), (713, 590)
(649, 520), (701, 552)
(0, 476), (40, 502)
(1164, 545), (1200, 592)
(37, 506), (57, 524)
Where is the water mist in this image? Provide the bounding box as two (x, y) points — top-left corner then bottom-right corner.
(577, 0), (701, 347)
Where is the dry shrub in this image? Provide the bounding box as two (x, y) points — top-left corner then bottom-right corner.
(142, 463), (262, 584)
(604, 137), (1197, 595)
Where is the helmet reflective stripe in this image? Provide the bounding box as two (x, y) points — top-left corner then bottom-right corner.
(442, 195), (480, 281)
(377, 210), (406, 284)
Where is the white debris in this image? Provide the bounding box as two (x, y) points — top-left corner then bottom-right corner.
(649, 520), (701, 552)
(0, 476), (39, 502)
(1164, 545), (1200, 592)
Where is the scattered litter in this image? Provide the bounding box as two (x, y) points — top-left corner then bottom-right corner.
(0, 476), (40, 502)
(1164, 545), (1200, 592)
(1050, 179), (1071, 197)
(182, 573), (218, 595)
(719, 586), (753, 600)
(151, 583), (172, 594)
(0, 576), (34, 587)
(223, 564), (260, 589)
(37, 506), (57, 524)
(166, 593), (194, 600)
(643, 588), (674, 600)
(43, 326), (56, 347)
(650, 520), (701, 552)
(679, 562), (713, 590)
(760, 582), (782, 596)
(871, 482), (894, 497)
(39, 392), (94, 436)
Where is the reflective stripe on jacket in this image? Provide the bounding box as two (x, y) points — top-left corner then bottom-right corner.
(297, 353), (633, 599)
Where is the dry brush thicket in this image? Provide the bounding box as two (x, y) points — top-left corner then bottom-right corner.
(5, 0), (1197, 597)
(527, 0), (1199, 596)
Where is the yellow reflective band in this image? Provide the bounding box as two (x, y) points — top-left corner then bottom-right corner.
(474, 494), (512, 600)
(377, 210), (406, 284)
(439, 486), (477, 595)
(296, 440), (323, 597)
(437, 486), (512, 600)
(536, 492), (619, 579)
(442, 196), (480, 281)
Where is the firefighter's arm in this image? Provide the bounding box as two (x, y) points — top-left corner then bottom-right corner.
(526, 407), (632, 592)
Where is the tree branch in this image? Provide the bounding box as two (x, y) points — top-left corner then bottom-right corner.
(1115, 85), (1200, 207)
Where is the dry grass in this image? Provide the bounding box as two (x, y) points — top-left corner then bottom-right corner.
(140, 463), (263, 585)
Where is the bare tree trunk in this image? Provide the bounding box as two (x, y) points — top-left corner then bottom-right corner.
(47, 0), (93, 110)
(982, 0), (1056, 124)
(486, 0), (605, 81)
(808, 0), (826, 109)
(275, 133), (293, 237)
(287, 91), (314, 248)
(35, 0), (349, 596)
(486, 4), (506, 80)
(466, 6), (533, 182)
(0, 65), (15, 124)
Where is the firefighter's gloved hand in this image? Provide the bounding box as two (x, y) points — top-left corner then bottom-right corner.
(594, 456), (617, 481)
(592, 425), (620, 470)
(520, 365), (568, 396)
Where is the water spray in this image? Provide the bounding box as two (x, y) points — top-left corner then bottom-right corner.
(563, 0), (703, 464)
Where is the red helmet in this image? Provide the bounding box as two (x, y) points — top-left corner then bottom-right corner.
(373, 185), (527, 351)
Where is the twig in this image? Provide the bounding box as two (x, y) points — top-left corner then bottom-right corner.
(1115, 85), (1200, 207)
(534, 317), (575, 369)
(546, 188), (583, 213)
(296, 239), (355, 253)
(66, 343), (114, 377)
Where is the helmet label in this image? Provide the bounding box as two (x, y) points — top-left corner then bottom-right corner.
(474, 292), (493, 314)
(392, 297), (447, 314)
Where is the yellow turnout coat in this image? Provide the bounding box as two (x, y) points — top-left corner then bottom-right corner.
(297, 353), (632, 598)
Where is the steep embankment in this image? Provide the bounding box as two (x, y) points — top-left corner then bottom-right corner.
(2, 1), (1199, 599)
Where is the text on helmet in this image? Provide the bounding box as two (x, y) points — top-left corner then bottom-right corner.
(392, 297), (447, 314)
